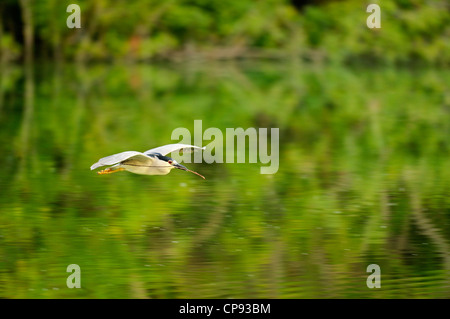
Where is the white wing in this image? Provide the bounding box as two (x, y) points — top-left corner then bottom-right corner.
(144, 143), (205, 156)
(90, 151), (152, 170)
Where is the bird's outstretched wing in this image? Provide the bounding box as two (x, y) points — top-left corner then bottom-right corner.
(144, 144), (205, 156)
(90, 151), (152, 170)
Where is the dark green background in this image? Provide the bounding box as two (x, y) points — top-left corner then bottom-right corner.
(0, 0), (449, 298)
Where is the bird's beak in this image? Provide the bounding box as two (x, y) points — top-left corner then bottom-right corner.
(173, 163), (205, 179)
(173, 163), (188, 170)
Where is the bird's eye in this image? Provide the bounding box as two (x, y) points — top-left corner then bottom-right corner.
(168, 160), (173, 164)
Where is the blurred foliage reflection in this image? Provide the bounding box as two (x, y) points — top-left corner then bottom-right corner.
(0, 60), (449, 298)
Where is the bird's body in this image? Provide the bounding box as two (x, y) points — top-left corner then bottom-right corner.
(121, 157), (170, 175)
(91, 144), (206, 179)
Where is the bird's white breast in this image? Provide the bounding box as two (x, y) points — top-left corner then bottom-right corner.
(121, 163), (173, 175)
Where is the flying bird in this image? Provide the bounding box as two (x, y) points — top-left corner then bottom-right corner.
(90, 143), (206, 179)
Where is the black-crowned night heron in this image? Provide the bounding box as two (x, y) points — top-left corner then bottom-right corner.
(90, 143), (206, 179)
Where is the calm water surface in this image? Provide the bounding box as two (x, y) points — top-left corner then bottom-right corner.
(0, 61), (449, 298)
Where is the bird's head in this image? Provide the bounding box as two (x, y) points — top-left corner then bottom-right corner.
(154, 153), (205, 179)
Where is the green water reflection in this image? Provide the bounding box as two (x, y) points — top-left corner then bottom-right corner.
(0, 61), (449, 298)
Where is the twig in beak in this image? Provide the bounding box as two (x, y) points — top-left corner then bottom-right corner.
(186, 169), (205, 179)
